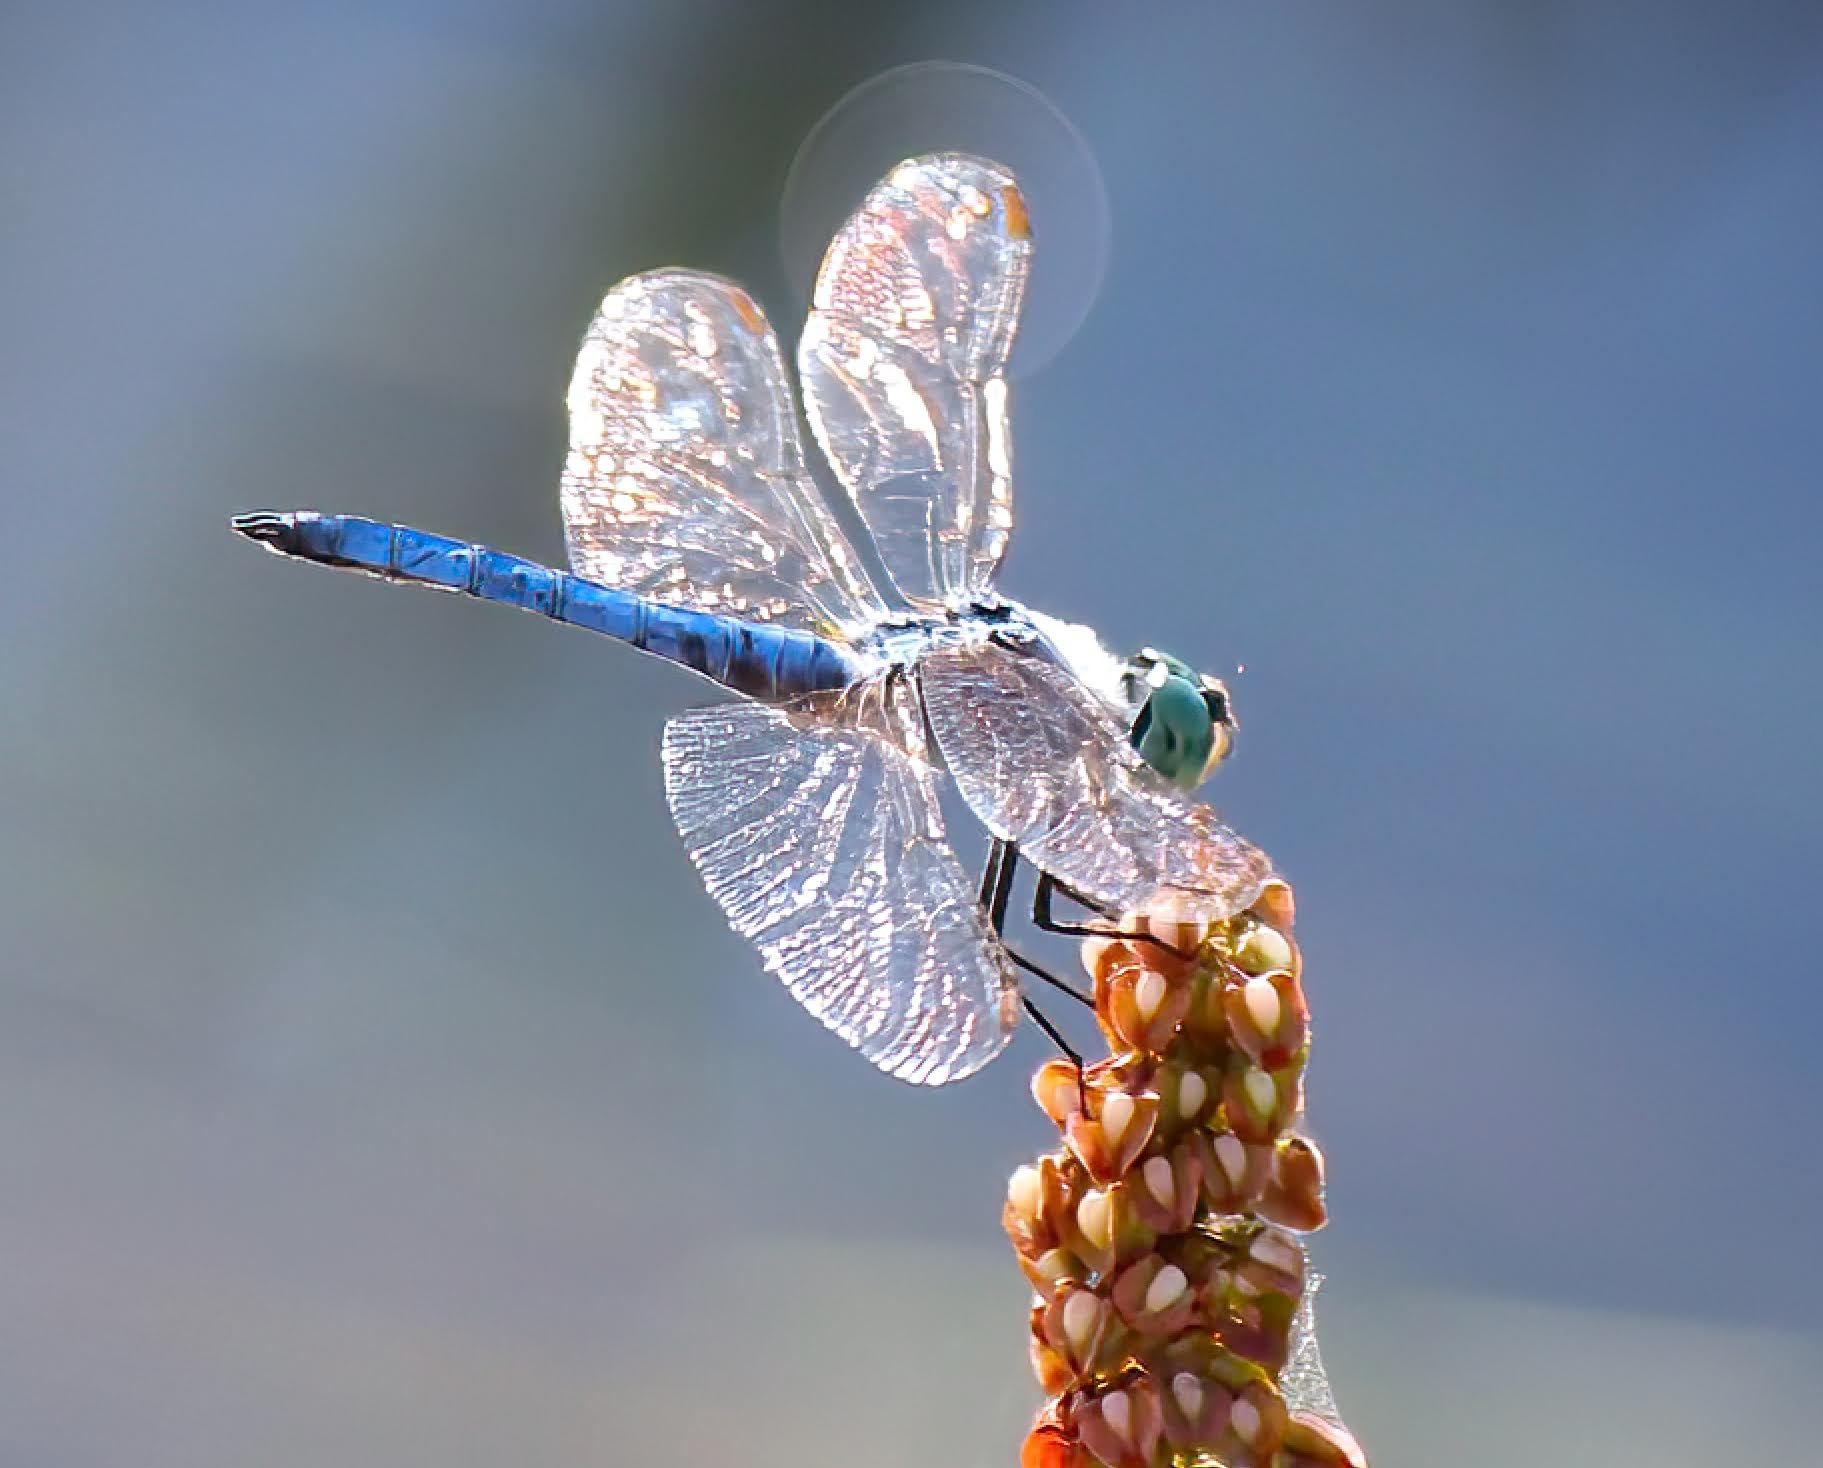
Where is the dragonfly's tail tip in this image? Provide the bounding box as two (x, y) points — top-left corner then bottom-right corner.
(230, 510), (297, 549)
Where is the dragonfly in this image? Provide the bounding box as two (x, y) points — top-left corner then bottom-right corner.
(233, 153), (1270, 1086)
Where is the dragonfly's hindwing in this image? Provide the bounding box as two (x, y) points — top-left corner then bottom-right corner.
(920, 639), (1273, 922)
(798, 154), (1031, 610)
(564, 269), (885, 636)
(661, 679), (1019, 1085)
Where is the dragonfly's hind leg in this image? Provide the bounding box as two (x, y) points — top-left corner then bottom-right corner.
(1019, 995), (1085, 1077)
(979, 839), (1092, 1105)
(980, 840), (1092, 1009)
(1032, 871), (1195, 962)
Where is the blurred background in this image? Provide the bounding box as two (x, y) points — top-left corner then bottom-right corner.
(4, 1), (1820, 1463)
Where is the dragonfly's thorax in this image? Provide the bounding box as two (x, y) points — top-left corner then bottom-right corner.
(857, 598), (1049, 674)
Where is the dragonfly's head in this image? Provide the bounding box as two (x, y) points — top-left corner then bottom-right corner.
(1121, 648), (1236, 791)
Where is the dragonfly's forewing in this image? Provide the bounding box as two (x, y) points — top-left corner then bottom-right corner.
(920, 640), (1273, 921)
(662, 676), (1020, 1085)
(798, 154), (1031, 611)
(564, 269), (886, 637)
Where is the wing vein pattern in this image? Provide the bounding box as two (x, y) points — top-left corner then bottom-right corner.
(662, 678), (1019, 1085)
(563, 268), (885, 635)
(920, 640), (1273, 921)
(798, 154), (1032, 609)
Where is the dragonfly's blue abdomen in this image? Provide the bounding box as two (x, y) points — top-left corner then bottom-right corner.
(232, 511), (862, 701)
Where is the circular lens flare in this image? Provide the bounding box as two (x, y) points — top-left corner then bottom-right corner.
(780, 62), (1110, 378)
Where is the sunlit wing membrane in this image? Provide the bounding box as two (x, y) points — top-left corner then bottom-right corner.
(1282, 1276), (1347, 1430)
(920, 640), (1273, 921)
(661, 678), (1020, 1085)
(563, 269), (886, 637)
(798, 154), (1031, 610)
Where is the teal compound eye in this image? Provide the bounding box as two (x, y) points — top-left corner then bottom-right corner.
(1130, 673), (1220, 791)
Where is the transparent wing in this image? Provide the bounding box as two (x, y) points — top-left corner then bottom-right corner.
(920, 640), (1273, 921)
(661, 677), (1020, 1085)
(563, 269), (886, 636)
(1282, 1272), (1347, 1429)
(797, 154), (1032, 610)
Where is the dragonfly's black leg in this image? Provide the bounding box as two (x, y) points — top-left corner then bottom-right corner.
(1007, 947), (1094, 1010)
(1031, 871), (1196, 961)
(1045, 872), (1120, 921)
(1020, 994), (1085, 1076)
(979, 835), (1017, 927)
(978, 840), (1093, 1101)
(978, 840), (1092, 1009)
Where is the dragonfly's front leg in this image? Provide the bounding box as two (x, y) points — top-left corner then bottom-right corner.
(1032, 871), (1196, 962)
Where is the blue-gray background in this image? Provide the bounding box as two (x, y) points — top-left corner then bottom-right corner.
(4, 2), (1818, 1464)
